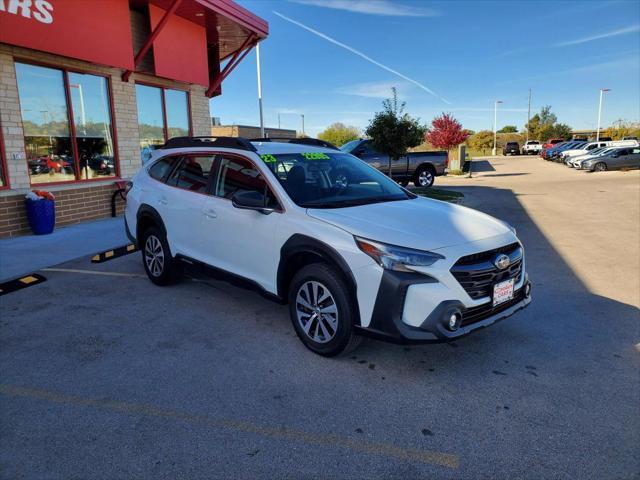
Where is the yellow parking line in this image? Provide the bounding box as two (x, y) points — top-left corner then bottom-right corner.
(0, 384), (458, 469)
(42, 268), (146, 278)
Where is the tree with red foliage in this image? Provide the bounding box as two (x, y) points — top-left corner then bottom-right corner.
(425, 113), (469, 153)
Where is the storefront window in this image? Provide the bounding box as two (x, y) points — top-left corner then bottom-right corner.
(16, 63), (76, 184)
(165, 89), (189, 138)
(0, 120), (7, 188)
(136, 84), (190, 163)
(136, 84), (165, 163)
(15, 62), (118, 185)
(69, 72), (116, 180)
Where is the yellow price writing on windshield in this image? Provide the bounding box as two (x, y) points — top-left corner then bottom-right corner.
(301, 152), (330, 160)
(260, 154), (277, 163)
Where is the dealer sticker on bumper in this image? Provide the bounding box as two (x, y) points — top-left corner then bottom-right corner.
(493, 278), (515, 307)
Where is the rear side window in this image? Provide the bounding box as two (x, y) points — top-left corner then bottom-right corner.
(148, 157), (176, 182)
(166, 155), (214, 193)
(214, 155), (279, 208)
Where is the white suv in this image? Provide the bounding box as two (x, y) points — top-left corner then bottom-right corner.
(125, 137), (531, 356)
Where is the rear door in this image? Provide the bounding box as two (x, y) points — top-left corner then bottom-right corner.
(162, 154), (215, 259)
(622, 147), (640, 168)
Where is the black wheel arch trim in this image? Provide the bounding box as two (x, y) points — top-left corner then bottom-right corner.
(136, 204), (167, 248)
(278, 234), (361, 325)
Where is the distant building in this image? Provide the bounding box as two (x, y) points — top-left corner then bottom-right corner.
(212, 124), (296, 139)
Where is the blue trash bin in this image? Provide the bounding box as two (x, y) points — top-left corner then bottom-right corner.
(25, 198), (56, 235)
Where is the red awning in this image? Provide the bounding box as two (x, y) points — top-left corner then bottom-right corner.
(128, 0), (268, 95)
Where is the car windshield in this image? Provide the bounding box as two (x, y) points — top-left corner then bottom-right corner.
(528, 141), (539, 145)
(259, 150), (414, 208)
(339, 140), (361, 152)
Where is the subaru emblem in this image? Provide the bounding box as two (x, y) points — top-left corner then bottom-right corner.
(493, 254), (510, 270)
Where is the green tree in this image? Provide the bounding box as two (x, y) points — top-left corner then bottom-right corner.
(365, 88), (426, 176)
(525, 106), (571, 141)
(317, 122), (360, 147)
(498, 125), (518, 133)
(466, 130), (494, 155)
(604, 119), (640, 140)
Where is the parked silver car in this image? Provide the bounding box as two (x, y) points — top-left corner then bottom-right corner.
(582, 147), (640, 172)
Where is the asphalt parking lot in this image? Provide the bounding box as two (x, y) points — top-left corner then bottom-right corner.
(1, 156), (638, 479)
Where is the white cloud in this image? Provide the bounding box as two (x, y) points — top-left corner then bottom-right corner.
(288, 0), (440, 17)
(273, 11), (450, 104)
(336, 81), (410, 99)
(555, 24), (640, 47)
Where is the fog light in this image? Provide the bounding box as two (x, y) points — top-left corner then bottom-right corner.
(445, 309), (462, 331)
(525, 283), (532, 297)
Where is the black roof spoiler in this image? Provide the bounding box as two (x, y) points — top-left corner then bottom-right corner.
(251, 137), (340, 150)
(160, 136), (257, 152)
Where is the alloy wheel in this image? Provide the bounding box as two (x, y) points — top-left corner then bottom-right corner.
(295, 281), (339, 343)
(418, 170), (433, 187)
(144, 235), (165, 277)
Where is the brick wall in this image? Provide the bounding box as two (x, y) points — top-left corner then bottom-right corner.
(0, 184), (126, 238)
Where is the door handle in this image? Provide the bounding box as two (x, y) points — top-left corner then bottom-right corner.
(203, 208), (217, 219)
(159, 196), (168, 205)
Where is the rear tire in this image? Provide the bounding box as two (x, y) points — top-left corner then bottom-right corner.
(594, 162), (607, 172)
(288, 263), (361, 357)
(141, 226), (181, 286)
(413, 166), (435, 188)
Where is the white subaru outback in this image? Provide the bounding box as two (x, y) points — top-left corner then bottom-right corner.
(125, 136), (531, 356)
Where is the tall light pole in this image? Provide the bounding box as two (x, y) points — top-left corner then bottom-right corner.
(256, 42), (265, 138)
(526, 89), (531, 143)
(492, 100), (503, 156)
(300, 114), (305, 136)
(596, 88), (610, 141)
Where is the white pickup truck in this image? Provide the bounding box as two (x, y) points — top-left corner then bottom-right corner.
(522, 141), (542, 155)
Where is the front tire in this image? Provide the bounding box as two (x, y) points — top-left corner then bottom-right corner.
(141, 226), (181, 286)
(288, 263), (361, 356)
(594, 162), (607, 172)
(414, 166), (435, 188)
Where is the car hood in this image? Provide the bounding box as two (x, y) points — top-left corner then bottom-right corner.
(307, 197), (512, 251)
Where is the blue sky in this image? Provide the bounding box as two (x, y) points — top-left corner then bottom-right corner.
(211, 0), (640, 137)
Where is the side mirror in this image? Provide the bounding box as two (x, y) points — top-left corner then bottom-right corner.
(231, 190), (275, 215)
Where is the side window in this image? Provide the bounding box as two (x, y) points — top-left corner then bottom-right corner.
(166, 155), (214, 193)
(215, 155), (279, 208)
(148, 156), (177, 182)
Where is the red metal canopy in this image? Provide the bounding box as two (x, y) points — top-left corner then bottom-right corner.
(128, 0), (268, 96)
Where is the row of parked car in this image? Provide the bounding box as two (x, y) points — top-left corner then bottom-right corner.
(540, 138), (640, 171)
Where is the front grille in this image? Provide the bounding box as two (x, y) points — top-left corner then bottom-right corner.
(451, 243), (523, 300)
(461, 287), (526, 326)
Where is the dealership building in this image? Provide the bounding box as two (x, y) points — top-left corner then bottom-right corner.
(0, 0), (267, 237)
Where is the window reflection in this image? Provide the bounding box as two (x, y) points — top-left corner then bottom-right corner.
(136, 84), (164, 163)
(69, 72), (116, 179)
(165, 89), (189, 139)
(16, 63), (76, 184)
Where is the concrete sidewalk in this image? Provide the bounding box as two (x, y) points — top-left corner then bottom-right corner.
(0, 217), (128, 282)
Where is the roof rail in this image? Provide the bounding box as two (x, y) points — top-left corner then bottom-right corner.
(250, 137), (340, 150)
(160, 136), (257, 152)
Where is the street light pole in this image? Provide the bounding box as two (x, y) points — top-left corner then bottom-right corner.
(596, 88), (610, 141)
(492, 100), (502, 156)
(526, 89), (531, 143)
(301, 114), (305, 136)
(256, 42), (265, 138)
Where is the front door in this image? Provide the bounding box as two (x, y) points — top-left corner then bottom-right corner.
(199, 154), (282, 292)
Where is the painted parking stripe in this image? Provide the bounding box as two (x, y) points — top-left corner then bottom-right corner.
(91, 244), (138, 263)
(0, 274), (47, 296)
(0, 384), (459, 469)
(42, 268), (146, 278)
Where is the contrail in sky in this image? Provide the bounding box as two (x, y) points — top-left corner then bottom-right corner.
(273, 11), (450, 104)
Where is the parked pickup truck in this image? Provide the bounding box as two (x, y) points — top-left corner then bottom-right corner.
(522, 141), (542, 155)
(339, 139), (447, 187)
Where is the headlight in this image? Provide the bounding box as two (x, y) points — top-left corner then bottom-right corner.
(354, 237), (444, 272)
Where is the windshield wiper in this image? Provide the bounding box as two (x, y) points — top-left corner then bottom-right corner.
(300, 195), (409, 209)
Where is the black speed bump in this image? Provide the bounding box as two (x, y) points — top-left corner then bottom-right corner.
(91, 244), (138, 263)
(0, 274), (47, 296)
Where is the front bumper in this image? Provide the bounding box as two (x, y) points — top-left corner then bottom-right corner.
(355, 268), (532, 344)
